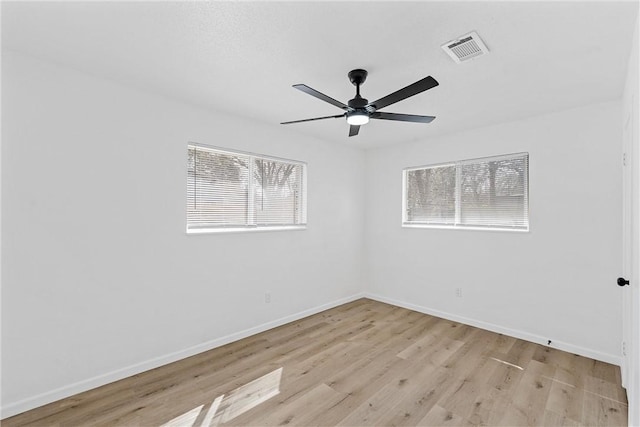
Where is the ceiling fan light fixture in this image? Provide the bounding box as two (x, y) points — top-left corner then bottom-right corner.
(346, 111), (369, 125)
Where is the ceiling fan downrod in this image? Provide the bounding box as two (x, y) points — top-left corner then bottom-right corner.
(347, 69), (369, 110)
(348, 69), (368, 98)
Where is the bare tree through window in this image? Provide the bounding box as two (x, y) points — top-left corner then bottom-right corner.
(187, 145), (306, 231)
(404, 153), (528, 230)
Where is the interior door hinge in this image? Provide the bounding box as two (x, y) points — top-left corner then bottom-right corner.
(623, 152), (627, 166)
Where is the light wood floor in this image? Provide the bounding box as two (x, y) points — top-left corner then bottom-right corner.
(3, 299), (628, 426)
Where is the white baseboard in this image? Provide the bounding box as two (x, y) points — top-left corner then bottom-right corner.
(364, 292), (622, 367)
(1, 292), (365, 420)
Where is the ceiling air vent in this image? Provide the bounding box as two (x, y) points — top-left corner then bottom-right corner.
(441, 31), (489, 63)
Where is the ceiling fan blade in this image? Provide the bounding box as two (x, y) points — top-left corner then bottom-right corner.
(349, 125), (360, 137)
(280, 114), (345, 125)
(367, 76), (439, 111)
(371, 112), (436, 123)
(293, 84), (349, 110)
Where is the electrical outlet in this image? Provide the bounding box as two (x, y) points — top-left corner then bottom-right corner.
(265, 292), (271, 303)
(455, 288), (463, 298)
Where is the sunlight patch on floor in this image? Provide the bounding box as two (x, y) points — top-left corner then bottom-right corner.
(161, 367), (283, 427)
(490, 357), (524, 370)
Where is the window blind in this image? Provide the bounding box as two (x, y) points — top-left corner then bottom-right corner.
(187, 144), (306, 231)
(403, 153), (529, 231)
(254, 158), (304, 226)
(405, 165), (456, 224)
(459, 155), (528, 229)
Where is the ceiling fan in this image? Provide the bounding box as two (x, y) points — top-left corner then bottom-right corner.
(281, 69), (439, 137)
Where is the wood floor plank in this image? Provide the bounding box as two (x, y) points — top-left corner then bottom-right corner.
(496, 359), (557, 426)
(370, 366), (454, 427)
(334, 361), (441, 426)
(246, 382), (345, 426)
(2, 298), (628, 427)
(417, 404), (473, 426)
(224, 342), (367, 426)
(581, 386), (628, 426)
(542, 409), (582, 427)
(545, 379), (584, 423)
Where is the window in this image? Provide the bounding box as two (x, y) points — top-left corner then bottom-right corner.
(187, 143), (306, 232)
(403, 153), (529, 231)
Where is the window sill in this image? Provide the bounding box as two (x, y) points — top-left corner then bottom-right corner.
(402, 224), (529, 233)
(187, 225), (307, 235)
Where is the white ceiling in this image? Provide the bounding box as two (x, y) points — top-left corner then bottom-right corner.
(2, 1), (638, 149)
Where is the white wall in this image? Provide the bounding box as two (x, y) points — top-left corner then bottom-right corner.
(0, 51), (365, 415)
(364, 100), (623, 363)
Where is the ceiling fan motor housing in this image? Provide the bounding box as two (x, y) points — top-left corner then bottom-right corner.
(348, 96), (368, 109)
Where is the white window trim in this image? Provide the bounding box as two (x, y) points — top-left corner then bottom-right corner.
(186, 142), (307, 234)
(402, 223), (530, 233)
(187, 225), (307, 235)
(402, 152), (529, 232)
